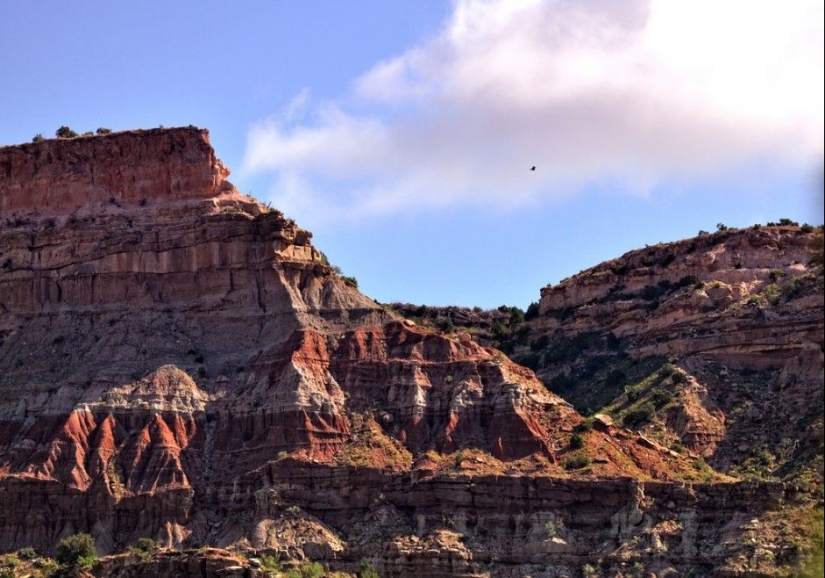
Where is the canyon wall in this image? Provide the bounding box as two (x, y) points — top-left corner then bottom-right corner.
(0, 129), (817, 577)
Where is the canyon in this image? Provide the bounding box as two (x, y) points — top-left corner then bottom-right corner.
(0, 128), (822, 577)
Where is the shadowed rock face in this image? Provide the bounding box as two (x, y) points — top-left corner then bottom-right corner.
(0, 129), (815, 577)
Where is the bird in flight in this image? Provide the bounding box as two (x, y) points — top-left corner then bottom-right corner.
(530, 166), (536, 171)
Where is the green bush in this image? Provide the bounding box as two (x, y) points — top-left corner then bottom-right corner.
(286, 562), (324, 578)
(569, 433), (585, 449)
(564, 454), (592, 470)
(55, 126), (79, 138)
(623, 402), (655, 427)
(135, 537), (155, 552)
(56, 533), (97, 568)
(671, 371), (688, 384)
(780, 277), (804, 300)
(358, 561), (381, 578)
(437, 317), (455, 333)
(260, 553), (283, 572)
(17, 547), (37, 560)
(652, 389), (674, 407)
(625, 385), (642, 402)
(765, 284), (781, 305)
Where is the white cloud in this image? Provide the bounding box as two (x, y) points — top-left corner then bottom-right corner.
(244, 0), (824, 224)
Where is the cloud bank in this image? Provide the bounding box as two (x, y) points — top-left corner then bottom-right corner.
(244, 0), (824, 223)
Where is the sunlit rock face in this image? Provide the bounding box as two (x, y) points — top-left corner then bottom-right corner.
(0, 128), (580, 552)
(0, 129), (814, 577)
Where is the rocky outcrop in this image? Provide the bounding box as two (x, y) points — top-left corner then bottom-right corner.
(524, 224), (824, 484)
(0, 130), (580, 546)
(0, 127), (230, 216)
(0, 129), (816, 576)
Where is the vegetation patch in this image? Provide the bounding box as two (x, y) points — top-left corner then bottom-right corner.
(564, 453), (592, 470)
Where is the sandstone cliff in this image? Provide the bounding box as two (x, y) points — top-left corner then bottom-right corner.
(516, 224), (825, 487)
(0, 129), (817, 577)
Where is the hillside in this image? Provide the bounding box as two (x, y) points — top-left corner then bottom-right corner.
(0, 128), (821, 577)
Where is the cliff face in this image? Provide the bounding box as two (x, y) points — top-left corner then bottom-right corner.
(0, 127), (229, 215)
(0, 129), (816, 577)
(522, 225), (824, 484)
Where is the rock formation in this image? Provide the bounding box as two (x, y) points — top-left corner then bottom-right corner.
(0, 128), (819, 577)
(525, 225), (824, 478)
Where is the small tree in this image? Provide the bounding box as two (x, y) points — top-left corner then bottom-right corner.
(56, 533), (97, 568)
(524, 301), (540, 320)
(55, 126), (79, 138)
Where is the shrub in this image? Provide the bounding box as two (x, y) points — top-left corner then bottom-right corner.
(55, 126), (79, 138)
(569, 433), (585, 449)
(623, 402), (655, 427)
(640, 285), (662, 301)
(260, 554), (283, 572)
(582, 563), (599, 578)
(135, 537), (155, 553)
(769, 269), (786, 282)
(659, 253), (675, 267)
(56, 533), (97, 568)
(780, 277), (804, 300)
(32, 133), (45, 142)
(96, 127), (113, 135)
(652, 389), (674, 407)
(625, 385), (642, 402)
(286, 562), (324, 578)
(17, 547), (37, 560)
(509, 307), (525, 325)
(491, 321), (511, 342)
(437, 317), (455, 333)
(765, 284), (781, 305)
(564, 454), (592, 470)
(671, 371), (688, 384)
(659, 363), (676, 377)
(524, 301), (540, 320)
(358, 561), (381, 578)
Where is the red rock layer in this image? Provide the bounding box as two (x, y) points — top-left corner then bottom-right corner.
(0, 130), (806, 577)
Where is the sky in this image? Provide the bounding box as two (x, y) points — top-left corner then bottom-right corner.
(1, 1), (823, 309)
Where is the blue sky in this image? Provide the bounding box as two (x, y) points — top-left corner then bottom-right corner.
(2, 1), (823, 309)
